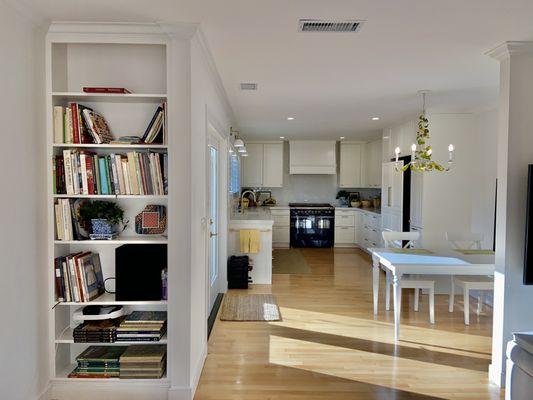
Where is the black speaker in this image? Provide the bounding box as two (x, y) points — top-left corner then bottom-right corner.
(524, 165), (533, 285)
(115, 244), (167, 300)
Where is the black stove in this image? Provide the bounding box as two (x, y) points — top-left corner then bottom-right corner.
(289, 203), (334, 248)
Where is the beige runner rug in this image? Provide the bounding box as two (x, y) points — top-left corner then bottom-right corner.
(220, 294), (281, 321)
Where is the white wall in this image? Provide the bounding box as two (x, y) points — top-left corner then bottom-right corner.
(189, 29), (234, 395)
(0, 2), (48, 399)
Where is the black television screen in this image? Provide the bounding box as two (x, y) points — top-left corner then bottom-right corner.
(524, 165), (533, 284)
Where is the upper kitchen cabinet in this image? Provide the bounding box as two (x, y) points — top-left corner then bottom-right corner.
(289, 140), (336, 174)
(242, 142), (283, 188)
(339, 142), (363, 187)
(362, 139), (382, 188)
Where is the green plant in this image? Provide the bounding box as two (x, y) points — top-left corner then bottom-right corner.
(336, 190), (350, 199)
(76, 200), (126, 230)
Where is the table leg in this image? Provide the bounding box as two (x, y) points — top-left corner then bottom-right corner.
(393, 273), (402, 341)
(372, 255), (380, 316)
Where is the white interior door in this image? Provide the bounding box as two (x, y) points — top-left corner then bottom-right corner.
(207, 129), (221, 313)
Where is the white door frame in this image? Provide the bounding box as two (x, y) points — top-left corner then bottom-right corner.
(205, 109), (228, 317)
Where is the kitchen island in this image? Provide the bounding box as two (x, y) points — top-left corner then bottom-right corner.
(229, 207), (274, 284)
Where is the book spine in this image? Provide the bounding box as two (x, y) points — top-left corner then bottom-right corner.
(115, 155), (125, 195)
(80, 153), (89, 195)
(82, 108), (99, 144)
(163, 153), (168, 195)
(54, 204), (62, 240)
(127, 152), (139, 195)
(53, 106), (64, 144)
(63, 150), (73, 195)
(98, 158), (109, 195)
(83, 87), (131, 94)
(70, 103), (80, 144)
(71, 152), (80, 195)
(76, 256), (88, 302)
(62, 260), (71, 302)
(52, 157), (57, 195)
(121, 159), (131, 195)
(134, 152), (144, 195)
(54, 258), (64, 302)
(86, 156), (95, 195)
(110, 154), (120, 195)
(139, 153), (148, 194)
(105, 156), (114, 195)
(93, 155), (100, 194)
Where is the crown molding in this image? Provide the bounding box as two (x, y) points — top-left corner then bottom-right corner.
(486, 41), (533, 61)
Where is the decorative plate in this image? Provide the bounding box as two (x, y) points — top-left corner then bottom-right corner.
(135, 205), (167, 234)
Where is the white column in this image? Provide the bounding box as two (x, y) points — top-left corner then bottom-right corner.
(487, 42), (533, 387)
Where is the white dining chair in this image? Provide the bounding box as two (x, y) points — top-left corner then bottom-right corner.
(445, 232), (494, 325)
(382, 231), (435, 324)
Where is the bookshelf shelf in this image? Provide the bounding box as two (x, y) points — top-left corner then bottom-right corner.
(54, 235), (168, 245)
(53, 144), (168, 150)
(55, 292), (168, 307)
(56, 328), (168, 344)
(53, 194), (168, 199)
(52, 92), (167, 103)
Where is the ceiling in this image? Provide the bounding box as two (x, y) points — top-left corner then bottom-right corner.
(19, 0), (533, 140)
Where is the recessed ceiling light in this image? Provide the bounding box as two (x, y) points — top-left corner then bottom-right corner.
(340, 136), (345, 140)
(287, 117), (295, 121)
(280, 136), (285, 139)
(371, 116), (380, 121)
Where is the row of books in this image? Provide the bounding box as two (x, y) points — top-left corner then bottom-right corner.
(54, 252), (104, 302)
(53, 103), (113, 144)
(69, 345), (166, 379)
(73, 319), (119, 343)
(54, 150), (168, 196)
(117, 311), (167, 342)
(54, 198), (75, 240)
(53, 102), (166, 145)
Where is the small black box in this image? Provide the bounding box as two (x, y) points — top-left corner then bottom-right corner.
(115, 244), (167, 301)
(228, 255), (249, 289)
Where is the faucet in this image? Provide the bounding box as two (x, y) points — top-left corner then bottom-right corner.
(240, 190), (257, 212)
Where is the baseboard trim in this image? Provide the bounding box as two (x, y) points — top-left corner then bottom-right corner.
(208, 293), (224, 338)
(190, 343), (208, 399)
(489, 363), (505, 387)
(167, 386), (193, 400)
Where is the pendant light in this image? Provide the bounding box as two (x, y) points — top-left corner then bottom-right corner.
(395, 90), (454, 173)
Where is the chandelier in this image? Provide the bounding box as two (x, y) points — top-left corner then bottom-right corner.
(395, 91), (454, 172)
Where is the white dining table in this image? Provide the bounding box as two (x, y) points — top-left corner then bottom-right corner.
(368, 247), (495, 341)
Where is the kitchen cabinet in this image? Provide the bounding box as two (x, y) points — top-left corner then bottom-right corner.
(271, 208), (290, 248)
(339, 142), (363, 188)
(360, 212), (382, 249)
(381, 161), (403, 232)
(334, 209), (358, 247)
(363, 139), (382, 188)
(242, 142), (283, 188)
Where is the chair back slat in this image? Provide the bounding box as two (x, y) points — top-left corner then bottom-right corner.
(445, 232), (483, 250)
(382, 231), (420, 249)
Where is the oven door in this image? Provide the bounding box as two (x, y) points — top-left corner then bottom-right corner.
(290, 214), (334, 248)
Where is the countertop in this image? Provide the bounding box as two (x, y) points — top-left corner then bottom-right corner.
(335, 206), (382, 215)
(230, 207), (274, 222)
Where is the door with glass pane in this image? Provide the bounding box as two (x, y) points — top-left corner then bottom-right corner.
(207, 132), (220, 313)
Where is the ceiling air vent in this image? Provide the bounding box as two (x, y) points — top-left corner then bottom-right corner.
(240, 83), (258, 90)
(298, 19), (363, 33)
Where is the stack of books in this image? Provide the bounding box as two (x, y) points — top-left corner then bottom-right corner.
(140, 103), (166, 144)
(116, 311), (167, 342)
(73, 319), (121, 343)
(69, 346), (127, 378)
(54, 252), (104, 302)
(119, 345), (167, 379)
(53, 103), (113, 144)
(53, 150), (167, 196)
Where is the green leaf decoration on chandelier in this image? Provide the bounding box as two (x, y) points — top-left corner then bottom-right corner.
(401, 113), (449, 173)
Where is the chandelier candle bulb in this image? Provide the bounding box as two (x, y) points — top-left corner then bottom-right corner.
(448, 144), (454, 162)
(395, 146), (401, 162)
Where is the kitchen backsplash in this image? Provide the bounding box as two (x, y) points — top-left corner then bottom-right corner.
(262, 174), (380, 206)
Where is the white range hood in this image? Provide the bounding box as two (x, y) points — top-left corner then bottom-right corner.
(289, 140), (337, 174)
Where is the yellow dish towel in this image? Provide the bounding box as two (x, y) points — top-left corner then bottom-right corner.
(240, 229), (261, 254)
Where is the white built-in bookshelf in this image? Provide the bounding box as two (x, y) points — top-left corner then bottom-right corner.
(46, 24), (176, 396)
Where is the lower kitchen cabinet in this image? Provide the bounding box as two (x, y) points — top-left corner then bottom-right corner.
(271, 208), (290, 248)
(335, 208), (382, 250)
(334, 209), (357, 247)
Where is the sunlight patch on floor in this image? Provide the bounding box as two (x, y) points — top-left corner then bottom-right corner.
(273, 306), (492, 358)
(268, 334), (496, 400)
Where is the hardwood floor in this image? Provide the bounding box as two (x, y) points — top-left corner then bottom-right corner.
(195, 248), (503, 400)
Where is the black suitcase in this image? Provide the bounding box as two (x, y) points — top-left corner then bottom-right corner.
(228, 255), (250, 289)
